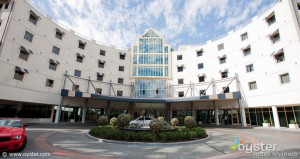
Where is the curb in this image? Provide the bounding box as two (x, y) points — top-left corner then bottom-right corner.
(86, 131), (211, 146)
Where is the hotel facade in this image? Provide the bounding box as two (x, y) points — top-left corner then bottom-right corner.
(1, 0), (300, 128)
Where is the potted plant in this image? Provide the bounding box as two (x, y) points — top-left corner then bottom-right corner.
(262, 120), (270, 127)
(289, 120), (299, 129)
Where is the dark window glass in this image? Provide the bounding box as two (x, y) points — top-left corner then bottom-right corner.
(79, 42), (85, 49)
(19, 50), (29, 61)
(178, 91), (184, 97)
(177, 67), (183, 72)
(52, 46), (60, 55)
(223, 87), (230, 93)
(24, 31), (33, 42)
(98, 61), (105, 68)
(100, 50), (106, 56)
(49, 61), (57, 71)
(120, 54), (125, 60)
(197, 50), (203, 56)
(275, 52), (285, 63)
(267, 14), (276, 25)
(55, 31), (62, 40)
(243, 48), (251, 56)
(271, 33), (280, 43)
(74, 70), (81, 77)
(46, 79), (54, 87)
(249, 81), (257, 90)
(177, 55), (182, 60)
(218, 43), (224, 50)
(117, 91), (123, 96)
(13, 72), (24, 81)
(241, 32), (248, 41)
(95, 88), (102, 95)
(280, 73), (290, 84)
(119, 66), (124, 72)
(72, 84), (80, 91)
(199, 76), (205, 82)
(29, 14), (37, 25)
(219, 57), (226, 64)
(118, 78), (123, 84)
(76, 55), (83, 63)
(200, 90), (206, 96)
(178, 79), (184, 84)
(97, 75), (103, 81)
(246, 64), (254, 72)
(198, 63), (204, 69)
(221, 71), (228, 78)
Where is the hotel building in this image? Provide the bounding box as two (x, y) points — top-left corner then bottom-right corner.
(1, 0), (300, 128)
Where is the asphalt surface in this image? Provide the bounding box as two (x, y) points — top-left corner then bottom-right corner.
(1, 123), (300, 159)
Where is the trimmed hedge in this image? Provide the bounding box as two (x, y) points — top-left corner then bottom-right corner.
(89, 125), (207, 142)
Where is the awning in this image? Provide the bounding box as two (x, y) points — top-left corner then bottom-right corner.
(20, 46), (33, 54)
(56, 28), (65, 35)
(196, 48), (203, 52)
(119, 52), (126, 55)
(197, 73), (206, 77)
(98, 60), (106, 63)
(241, 45), (250, 51)
(272, 48), (284, 56)
(30, 10), (41, 19)
(49, 59), (60, 65)
(219, 68), (228, 73)
(76, 53), (85, 58)
(265, 11), (275, 20)
(176, 64), (184, 67)
(79, 40), (87, 45)
(218, 54), (226, 59)
(15, 66), (29, 74)
(97, 72), (105, 76)
(267, 29), (279, 38)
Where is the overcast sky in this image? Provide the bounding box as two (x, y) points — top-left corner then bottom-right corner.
(30, 0), (276, 50)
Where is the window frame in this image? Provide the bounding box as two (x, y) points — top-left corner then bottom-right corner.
(248, 81), (257, 90)
(74, 69), (81, 77)
(45, 79), (54, 88)
(178, 78), (184, 85)
(24, 31), (33, 42)
(279, 73), (290, 84)
(177, 55), (182, 60)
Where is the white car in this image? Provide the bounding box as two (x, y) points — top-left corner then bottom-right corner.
(129, 116), (153, 128)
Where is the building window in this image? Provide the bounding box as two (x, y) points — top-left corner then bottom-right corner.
(24, 31), (33, 42)
(177, 66), (183, 72)
(200, 90), (206, 96)
(270, 32), (280, 44)
(217, 43), (224, 51)
(13, 67), (27, 81)
(95, 88), (102, 95)
(219, 56), (226, 64)
(178, 79), (184, 84)
(55, 29), (63, 40)
(198, 63), (204, 69)
(266, 13), (276, 26)
(76, 53), (84, 63)
(241, 32), (248, 41)
(72, 84), (80, 92)
(19, 49), (29, 61)
(280, 73), (290, 84)
(49, 60), (57, 71)
(275, 52), (285, 63)
(117, 91), (123, 96)
(29, 13), (38, 25)
(223, 87), (230, 93)
(120, 54), (126, 60)
(243, 47), (251, 56)
(78, 40), (86, 49)
(74, 69), (81, 77)
(249, 81), (257, 90)
(118, 78), (124, 84)
(178, 91), (184, 97)
(52, 46), (60, 55)
(297, 3), (300, 10)
(221, 71), (228, 78)
(119, 66), (124, 72)
(199, 76), (205, 82)
(100, 50), (106, 56)
(177, 55), (182, 60)
(97, 73), (104, 81)
(196, 50), (203, 56)
(45, 79), (54, 87)
(98, 60), (105, 68)
(246, 64), (254, 72)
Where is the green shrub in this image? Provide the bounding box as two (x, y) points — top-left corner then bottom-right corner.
(158, 116), (165, 121)
(184, 116), (196, 130)
(263, 119), (269, 123)
(171, 118), (179, 126)
(98, 115), (109, 126)
(117, 113), (131, 128)
(290, 120), (296, 124)
(149, 118), (164, 131)
(89, 126), (206, 142)
(110, 117), (117, 126)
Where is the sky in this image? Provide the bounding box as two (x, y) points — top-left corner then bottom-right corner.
(30, 0), (276, 50)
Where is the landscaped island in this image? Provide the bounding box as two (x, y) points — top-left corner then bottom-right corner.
(89, 113), (207, 142)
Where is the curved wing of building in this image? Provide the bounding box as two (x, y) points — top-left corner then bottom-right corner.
(0, 0), (300, 127)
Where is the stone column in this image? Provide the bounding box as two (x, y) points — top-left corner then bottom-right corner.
(215, 108), (219, 125)
(272, 106), (280, 128)
(81, 105), (87, 123)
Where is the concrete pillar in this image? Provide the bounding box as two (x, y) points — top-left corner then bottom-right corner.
(54, 105), (61, 123)
(50, 106), (55, 122)
(213, 101), (219, 125)
(241, 108), (247, 127)
(128, 102), (134, 117)
(82, 106), (87, 123)
(169, 103), (173, 121)
(272, 106), (280, 128)
(191, 102), (195, 118)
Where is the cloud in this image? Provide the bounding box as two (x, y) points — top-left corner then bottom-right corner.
(30, 0), (274, 49)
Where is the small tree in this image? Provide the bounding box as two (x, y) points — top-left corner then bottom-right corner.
(158, 116), (165, 121)
(171, 118), (179, 126)
(263, 120), (269, 123)
(290, 120), (296, 124)
(98, 115), (109, 126)
(184, 116), (196, 130)
(117, 113), (131, 128)
(110, 117), (117, 126)
(149, 118), (164, 140)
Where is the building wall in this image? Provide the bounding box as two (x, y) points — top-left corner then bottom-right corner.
(0, 0), (132, 105)
(172, 0), (300, 108)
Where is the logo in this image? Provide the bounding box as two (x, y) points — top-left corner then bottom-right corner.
(230, 137), (245, 150)
(2, 152), (7, 157)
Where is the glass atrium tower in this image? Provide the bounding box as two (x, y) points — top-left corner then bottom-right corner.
(131, 29), (171, 98)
